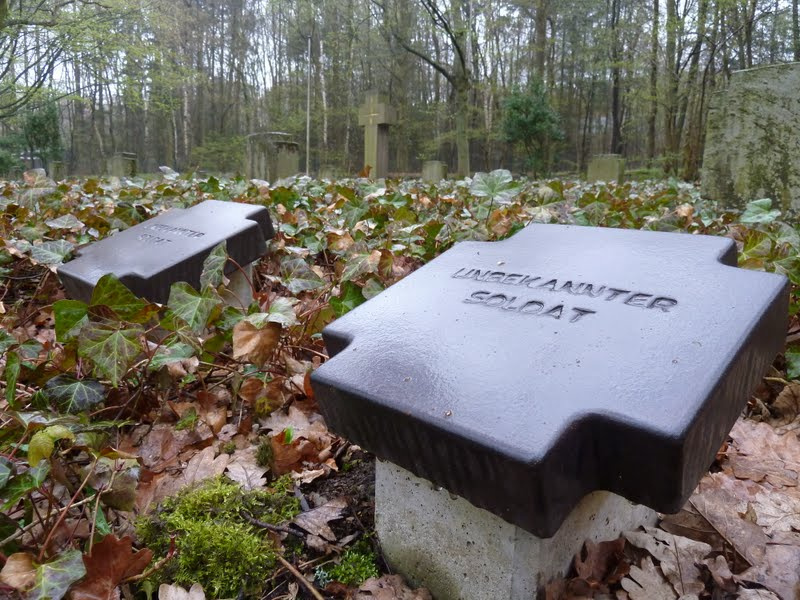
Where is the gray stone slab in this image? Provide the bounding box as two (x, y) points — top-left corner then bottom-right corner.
(58, 200), (274, 303)
(587, 154), (625, 182)
(702, 63), (800, 211)
(312, 224), (788, 537)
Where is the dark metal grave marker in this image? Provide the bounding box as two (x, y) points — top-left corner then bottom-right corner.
(312, 224), (788, 537)
(58, 200), (274, 303)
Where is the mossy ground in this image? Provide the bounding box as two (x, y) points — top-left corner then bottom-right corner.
(136, 476), (300, 598)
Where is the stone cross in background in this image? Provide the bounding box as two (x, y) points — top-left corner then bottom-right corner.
(358, 91), (396, 178)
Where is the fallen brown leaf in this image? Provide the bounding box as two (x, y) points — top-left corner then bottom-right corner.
(727, 420), (800, 487)
(233, 320), (281, 366)
(619, 557), (676, 600)
(158, 583), (206, 600)
(689, 472), (768, 566)
(702, 555), (736, 593)
(0, 552), (36, 592)
(624, 527), (710, 596)
(225, 446), (268, 490)
(352, 574), (432, 600)
(573, 537), (628, 586)
(293, 497), (347, 541)
(69, 535), (152, 600)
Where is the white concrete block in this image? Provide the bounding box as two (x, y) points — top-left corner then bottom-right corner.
(375, 460), (658, 600)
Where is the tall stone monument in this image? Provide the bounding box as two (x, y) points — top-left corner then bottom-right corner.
(358, 91), (396, 178)
(245, 132), (300, 181)
(701, 62), (800, 211)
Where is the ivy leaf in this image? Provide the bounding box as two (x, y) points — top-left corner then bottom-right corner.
(147, 341), (197, 372)
(42, 375), (106, 414)
(0, 330), (16, 354)
(2, 462), (50, 510)
(29, 240), (74, 265)
(741, 198), (781, 224)
(342, 201), (369, 229)
(330, 281), (366, 317)
(45, 214), (85, 230)
(265, 297), (299, 327)
(362, 278), (385, 300)
(28, 425), (75, 467)
(341, 251), (381, 281)
(470, 169), (520, 204)
(280, 257), (325, 294)
(200, 241), (229, 288)
(786, 350), (800, 380)
(0, 457), (12, 490)
(29, 549), (86, 600)
(4, 351), (20, 408)
(78, 322), (143, 386)
(167, 282), (220, 333)
(53, 299), (88, 342)
(89, 274), (149, 322)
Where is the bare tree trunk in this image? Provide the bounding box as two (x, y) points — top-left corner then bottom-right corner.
(794, 0), (800, 60)
(648, 0), (658, 164)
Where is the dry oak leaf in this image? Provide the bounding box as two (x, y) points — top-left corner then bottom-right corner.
(737, 542), (800, 600)
(727, 420), (800, 487)
(232, 320), (281, 366)
(620, 557), (676, 600)
(292, 497), (347, 541)
(225, 446), (268, 490)
(689, 472), (768, 566)
(68, 535), (153, 600)
(352, 575), (432, 600)
(158, 583), (206, 600)
(0, 552), (36, 592)
(574, 537), (629, 586)
(769, 383), (800, 427)
(624, 527), (710, 597)
(737, 590), (781, 599)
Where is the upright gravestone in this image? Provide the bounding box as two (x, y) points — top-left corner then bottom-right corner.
(245, 132), (300, 181)
(358, 91), (396, 178)
(312, 224), (788, 598)
(587, 154), (625, 183)
(702, 62), (800, 211)
(421, 160), (447, 183)
(107, 152), (137, 178)
(49, 161), (67, 182)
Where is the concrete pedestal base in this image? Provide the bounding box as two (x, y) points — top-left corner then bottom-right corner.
(376, 460), (658, 600)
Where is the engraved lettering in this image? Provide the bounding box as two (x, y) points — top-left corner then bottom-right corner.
(649, 297), (678, 312)
(605, 288), (630, 301)
(486, 271), (505, 283)
(147, 223), (205, 238)
(624, 293), (653, 307)
(520, 300), (544, 314)
(570, 307), (596, 323)
(543, 304), (564, 319)
(484, 293), (508, 307)
(502, 296), (525, 311)
(463, 290), (491, 304)
(559, 281), (581, 294)
(522, 276), (542, 287)
(502, 273), (523, 285)
(471, 269), (492, 281)
(137, 233), (172, 246)
(538, 279), (558, 291)
(452, 268), (467, 278)
(579, 284), (607, 298)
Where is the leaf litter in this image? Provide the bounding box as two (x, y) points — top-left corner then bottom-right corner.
(2, 174), (800, 599)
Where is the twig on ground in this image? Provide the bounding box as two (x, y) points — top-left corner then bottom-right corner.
(276, 555), (325, 600)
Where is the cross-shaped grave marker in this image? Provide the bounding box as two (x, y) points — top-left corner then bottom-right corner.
(312, 224), (788, 598)
(358, 91), (396, 178)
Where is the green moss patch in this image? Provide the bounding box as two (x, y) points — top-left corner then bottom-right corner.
(136, 476), (300, 598)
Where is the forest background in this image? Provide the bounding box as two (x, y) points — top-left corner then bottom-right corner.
(0, 0), (798, 181)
